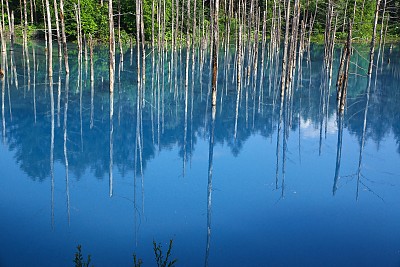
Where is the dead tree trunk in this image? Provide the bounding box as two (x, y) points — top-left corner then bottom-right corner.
(135, 0), (141, 84)
(53, 0), (62, 57)
(89, 33), (94, 82)
(45, 0), (53, 77)
(23, 0), (28, 46)
(368, 0), (381, 77)
(118, 0), (123, 62)
(237, 2), (243, 91)
(337, 22), (352, 113)
(0, 14), (5, 52)
(109, 0), (115, 93)
(10, 11), (14, 49)
(140, 0), (145, 82)
(280, 0), (291, 95)
(211, 0), (219, 106)
(59, 0), (69, 73)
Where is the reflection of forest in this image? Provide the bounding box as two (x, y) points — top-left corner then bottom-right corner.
(1, 43), (400, 181)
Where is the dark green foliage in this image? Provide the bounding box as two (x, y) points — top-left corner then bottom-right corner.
(63, 0), (106, 39)
(133, 253), (143, 267)
(7, 0), (400, 42)
(73, 240), (176, 267)
(153, 239), (177, 267)
(74, 245), (92, 267)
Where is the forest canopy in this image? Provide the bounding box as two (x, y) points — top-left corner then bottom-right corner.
(4, 0), (400, 44)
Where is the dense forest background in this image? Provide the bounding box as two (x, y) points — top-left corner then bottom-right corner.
(5, 0), (400, 44)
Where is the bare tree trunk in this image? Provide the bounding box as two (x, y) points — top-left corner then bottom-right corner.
(280, 0), (291, 95)
(337, 22), (352, 113)
(151, 0), (154, 47)
(376, 0), (387, 72)
(0, 14), (5, 52)
(41, 0), (48, 51)
(140, 0), (145, 82)
(343, 0), (349, 33)
(237, 2), (242, 91)
(136, 0), (141, 84)
(368, 0), (381, 77)
(381, 14), (389, 69)
(23, 0), (28, 45)
(171, 0), (174, 49)
(59, 0), (69, 73)
(53, 0), (61, 57)
(10, 11), (14, 49)
(19, 0), (23, 27)
(45, 0), (53, 77)
(109, 0), (115, 93)
(90, 34), (94, 82)
(192, 0), (197, 49)
(175, 0), (179, 50)
(211, 0), (219, 106)
(5, 0), (12, 43)
(118, 0), (123, 62)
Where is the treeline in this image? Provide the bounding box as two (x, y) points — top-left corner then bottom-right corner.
(3, 0), (400, 44)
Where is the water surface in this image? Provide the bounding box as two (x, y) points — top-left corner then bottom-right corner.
(0, 42), (400, 266)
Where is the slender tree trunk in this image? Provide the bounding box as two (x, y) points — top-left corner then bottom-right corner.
(192, 0), (196, 76)
(10, 11), (14, 49)
(23, 0), (28, 45)
(381, 14), (389, 69)
(136, 0), (141, 84)
(343, 0), (349, 33)
(75, 5), (80, 57)
(45, 0), (53, 77)
(211, 0), (219, 106)
(0, 14), (5, 52)
(368, 0), (382, 76)
(172, 0), (179, 51)
(109, 0), (115, 92)
(41, 0), (48, 51)
(237, 3), (242, 91)
(53, 0), (62, 57)
(337, 22), (352, 113)
(140, 0), (145, 82)
(118, 0), (123, 61)
(171, 0), (174, 49)
(376, 0), (386, 71)
(151, 0), (154, 47)
(90, 34), (94, 82)
(59, 0), (69, 73)
(280, 0), (291, 95)
(5, 0), (11, 43)
(19, 0), (23, 27)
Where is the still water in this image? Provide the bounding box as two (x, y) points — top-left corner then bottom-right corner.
(0, 42), (399, 266)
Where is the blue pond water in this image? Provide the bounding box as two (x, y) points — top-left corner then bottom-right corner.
(0, 42), (400, 267)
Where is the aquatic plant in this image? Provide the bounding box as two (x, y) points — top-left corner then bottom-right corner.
(73, 245), (92, 267)
(153, 239), (177, 267)
(133, 253), (143, 267)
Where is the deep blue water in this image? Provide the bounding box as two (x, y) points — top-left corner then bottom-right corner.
(0, 42), (400, 267)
